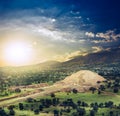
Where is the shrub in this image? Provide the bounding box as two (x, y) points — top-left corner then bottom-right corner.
(0, 107), (7, 116)
(34, 109), (39, 115)
(72, 88), (78, 94)
(8, 105), (15, 110)
(51, 93), (55, 97)
(15, 88), (21, 93)
(19, 103), (24, 110)
(113, 87), (119, 93)
(9, 109), (15, 116)
(90, 110), (95, 116)
(27, 97), (34, 103)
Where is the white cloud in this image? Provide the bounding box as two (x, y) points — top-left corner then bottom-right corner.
(50, 18), (56, 23)
(96, 30), (120, 42)
(53, 50), (88, 62)
(0, 15), (87, 44)
(92, 40), (105, 43)
(86, 30), (120, 43)
(92, 46), (103, 53)
(85, 32), (95, 38)
(96, 33), (110, 39)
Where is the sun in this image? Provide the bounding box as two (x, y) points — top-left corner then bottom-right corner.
(4, 42), (32, 66)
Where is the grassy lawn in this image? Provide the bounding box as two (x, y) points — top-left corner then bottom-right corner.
(54, 92), (120, 105)
(15, 110), (53, 116)
(5, 109), (53, 116)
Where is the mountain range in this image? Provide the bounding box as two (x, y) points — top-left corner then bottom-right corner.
(62, 47), (120, 67)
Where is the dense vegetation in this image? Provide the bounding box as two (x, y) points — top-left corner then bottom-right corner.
(1, 62), (120, 89)
(0, 62), (120, 115)
(0, 62), (120, 97)
(0, 91), (120, 116)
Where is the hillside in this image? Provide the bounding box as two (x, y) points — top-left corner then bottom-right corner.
(54, 70), (105, 92)
(1, 48), (120, 71)
(63, 48), (120, 66)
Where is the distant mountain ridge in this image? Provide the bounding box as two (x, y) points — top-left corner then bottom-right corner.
(1, 48), (120, 69)
(63, 48), (120, 66)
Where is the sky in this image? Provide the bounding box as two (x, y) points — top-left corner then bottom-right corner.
(0, 0), (120, 66)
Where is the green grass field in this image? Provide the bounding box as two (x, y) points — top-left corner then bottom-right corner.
(12, 92), (120, 116)
(54, 92), (120, 105)
(1, 89), (120, 116)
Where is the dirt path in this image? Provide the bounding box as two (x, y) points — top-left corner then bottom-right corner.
(1, 84), (118, 107)
(0, 85), (63, 107)
(102, 91), (116, 96)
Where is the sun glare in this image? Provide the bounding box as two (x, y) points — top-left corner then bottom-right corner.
(4, 42), (32, 66)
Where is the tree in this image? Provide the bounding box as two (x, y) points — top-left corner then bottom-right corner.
(45, 99), (52, 108)
(71, 103), (77, 109)
(108, 101), (114, 108)
(93, 105), (98, 112)
(77, 108), (86, 116)
(19, 103), (24, 110)
(27, 97), (34, 103)
(53, 110), (59, 116)
(51, 93), (55, 97)
(99, 85), (105, 91)
(72, 88), (78, 94)
(34, 109), (39, 115)
(0, 75), (8, 93)
(90, 103), (94, 107)
(66, 108), (71, 113)
(89, 87), (96, 94)
(9, 109), (15, 116)
(15, 88), (21, 93)
(60, 110), (63, 116)
(105, 101), (114, 108)
(77, 100), (81, 106)
(81, 101), (88, 107)
(39, 105), (43, 111)
(113, 87), (119, 93)
(8, 105), (15, 110)
(99, 103), (104, 108)
(98, 90), (101, 94)
(52, 98), (58, 106)
(107, 82), (112, 88)
(109, 111), (114, 116)
(90, 110), (95, 116)
(0, 107), (7, 116)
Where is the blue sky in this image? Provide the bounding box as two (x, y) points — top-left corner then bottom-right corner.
(1, 0), (120, 30)
(0, 0), (120, 66)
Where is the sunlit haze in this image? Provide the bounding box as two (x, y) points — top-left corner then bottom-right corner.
(3, 41), (32, 66)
